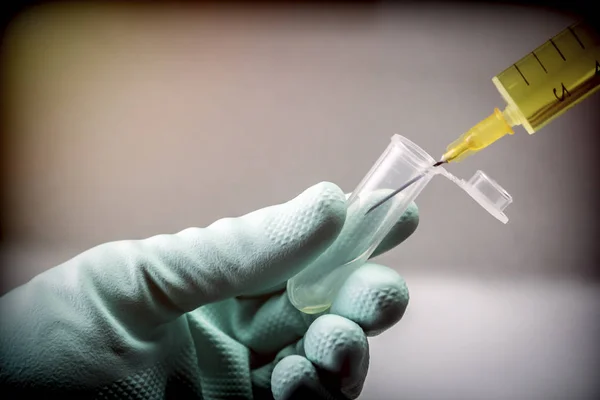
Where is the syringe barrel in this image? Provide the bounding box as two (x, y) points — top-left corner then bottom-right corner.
(492, 21), (600, 133)
(287, 135), (434, 314)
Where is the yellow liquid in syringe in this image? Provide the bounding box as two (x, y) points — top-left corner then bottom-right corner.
(443, 21), (600, 163)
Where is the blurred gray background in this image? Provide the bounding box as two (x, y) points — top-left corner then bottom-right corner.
(1, 2), (599, 399)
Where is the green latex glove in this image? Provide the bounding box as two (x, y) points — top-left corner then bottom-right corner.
(0, 182), (419, 399)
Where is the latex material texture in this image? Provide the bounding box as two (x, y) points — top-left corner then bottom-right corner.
(0, 182), (418, 399)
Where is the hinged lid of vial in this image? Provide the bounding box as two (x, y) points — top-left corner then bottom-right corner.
(462, 170), (512, 224)
(439, 168), (512, 224)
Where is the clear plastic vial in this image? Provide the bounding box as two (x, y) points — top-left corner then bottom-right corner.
(287, 134), (512, 314)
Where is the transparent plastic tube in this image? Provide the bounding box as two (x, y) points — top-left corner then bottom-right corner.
(287, 135), (437, 314)
(287, 134), (512, 314)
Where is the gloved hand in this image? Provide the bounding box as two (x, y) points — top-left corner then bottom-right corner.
(0, 182), (419, 399)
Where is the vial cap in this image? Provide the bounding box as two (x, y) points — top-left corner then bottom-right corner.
(463, 170), (512, 224)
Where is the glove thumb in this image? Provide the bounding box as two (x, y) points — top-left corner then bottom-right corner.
(16, 182), (346, 326)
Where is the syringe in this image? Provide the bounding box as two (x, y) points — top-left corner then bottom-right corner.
(366, 21), (599, 215)
(442, 21), (600, 163)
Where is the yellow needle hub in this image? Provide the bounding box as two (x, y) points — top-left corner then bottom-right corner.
(442, 108), (514, 162)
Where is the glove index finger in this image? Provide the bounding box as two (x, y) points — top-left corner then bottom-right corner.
(150, 181), (346, 307)
(68, 182), (346, 326)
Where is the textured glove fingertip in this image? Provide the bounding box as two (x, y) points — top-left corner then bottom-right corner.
(282, 182), (347, 242)
(303, 315), (369, 398)
(331, 263), (409, 336)
(241, 182), (347, 297)
(271, 355), (323, 400)
(261, 181), (347, 260)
